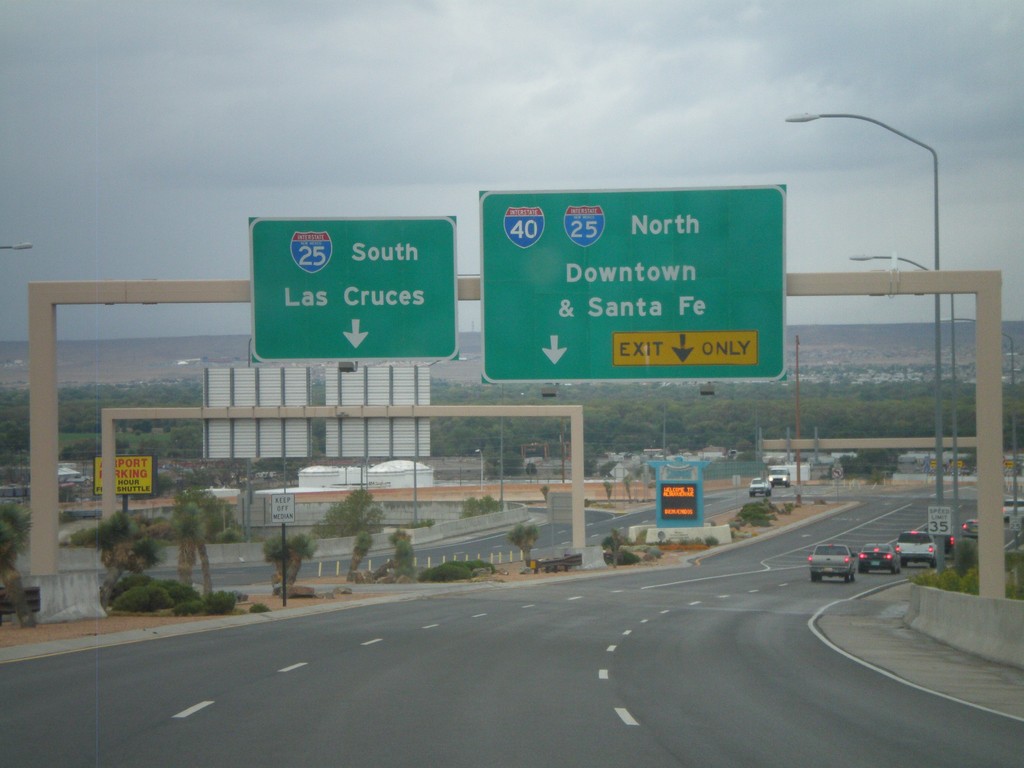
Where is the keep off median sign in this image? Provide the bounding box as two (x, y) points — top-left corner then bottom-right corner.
(480, 187), (785, 382)
(250, 217), (458, 362)
(270, 494), (296, 524)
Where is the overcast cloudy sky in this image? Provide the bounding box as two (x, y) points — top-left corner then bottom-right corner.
(1, 1), (1021, 342)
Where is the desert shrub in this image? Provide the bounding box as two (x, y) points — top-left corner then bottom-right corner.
(419, 561), (474, 582)
(249, 603), (271, 613)
(953, 539), (978, 574)
(616, 549), (641, 566)
(213, 527), (244, 544)
(704, 536), (719, 547)
(937, 568), (962, 592)
(601, 533), (630, 549)
(108, 573), (153, 603)
(172, 599), (205, 616)
(67, 526), (99, 547)
(203, 591), (237, 615)
(959, 568), (980, 595)
(462, 559), (495, 573)
(140, 519), (176, 542)
(735, 501), (777, 527)
(461, 495), (500, 518)
(112, 583), (173, 613)
(157, 580), (201, 605)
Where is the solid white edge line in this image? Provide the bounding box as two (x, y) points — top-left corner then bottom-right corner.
(173, 700), (214, 719)
(615, 707), (639, 726)
(809, 589), (1024, 724)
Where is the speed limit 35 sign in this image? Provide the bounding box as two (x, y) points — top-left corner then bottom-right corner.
(926, 505), (952, 536)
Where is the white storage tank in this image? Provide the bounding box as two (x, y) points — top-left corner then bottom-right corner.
(298, 465), (365, 488)
(366, 460), (434, 489)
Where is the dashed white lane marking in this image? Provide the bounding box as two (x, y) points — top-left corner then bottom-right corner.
(640, 619), (649, 624)
(599, 669), (609, 680)
(522, 604), (535, 608)
(568, 596), (583, 601)
(173, 701), (214, 719)
(749, 589), (760, 593)
(361, 638), (383, 646)
(278, 663), (307, 673)
(660, 610), (669, 614)
(717, 595), (731, 599)
(688, 601), (702, 606)
(607, 644), (617, 652)
(615, 707), (639, 726)
(472, 613), (487, 618)
(422, 624), (439, 629)
(622, 630), (632, 636)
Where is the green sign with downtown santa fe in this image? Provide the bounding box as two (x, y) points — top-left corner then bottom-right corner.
(250, 217), (458, 362)
(480, 187), (785, 382)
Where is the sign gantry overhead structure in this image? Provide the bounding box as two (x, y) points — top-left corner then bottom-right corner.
(480, 186), (786, 382)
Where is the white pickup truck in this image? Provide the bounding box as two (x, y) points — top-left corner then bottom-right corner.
(808, 544), (856, 582)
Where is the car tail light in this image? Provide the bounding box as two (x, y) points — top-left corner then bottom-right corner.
(884, 554), (892, 560)
(843, 556), (851, 563)
(807, 555), (813, 563)
(928, 545), (934, 553)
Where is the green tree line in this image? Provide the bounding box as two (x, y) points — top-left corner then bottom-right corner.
(0, 377), (1017, 473)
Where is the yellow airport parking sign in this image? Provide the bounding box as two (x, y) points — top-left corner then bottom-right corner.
(93, 455), (156, 496)
(613, 331), (758, 367)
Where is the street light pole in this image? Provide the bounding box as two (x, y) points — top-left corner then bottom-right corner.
(791, 112), (943, 514)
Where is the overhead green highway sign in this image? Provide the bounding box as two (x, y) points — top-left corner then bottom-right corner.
(480, 186), (785, 382)
(250, 217), (458, 362)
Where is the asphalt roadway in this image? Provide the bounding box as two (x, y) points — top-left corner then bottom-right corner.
(3, 556), (1022, 723)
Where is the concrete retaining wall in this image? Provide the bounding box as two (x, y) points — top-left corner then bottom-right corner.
(905, 584), (1024, 670)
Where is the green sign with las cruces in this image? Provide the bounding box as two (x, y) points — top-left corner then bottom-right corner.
(480, 187), (786, 382)
(250, 217), (458, 362)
